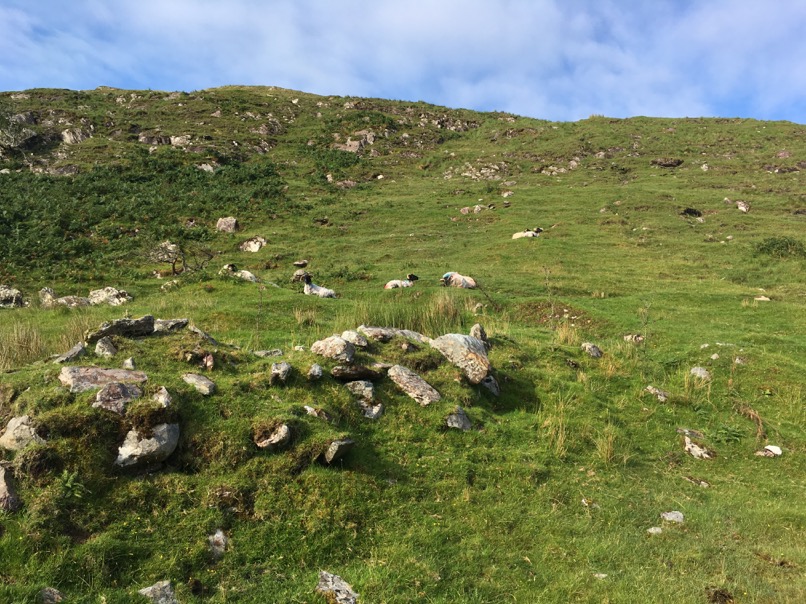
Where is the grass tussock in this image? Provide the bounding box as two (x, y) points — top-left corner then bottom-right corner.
(0, 320), (45, 370)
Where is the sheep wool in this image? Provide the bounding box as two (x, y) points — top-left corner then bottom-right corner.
(302, 274), (336, 298)
(384, 274), (419, 289)
(441, 272), (477, 289)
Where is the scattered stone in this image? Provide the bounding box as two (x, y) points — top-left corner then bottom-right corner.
(216, 216), (239, 232)
(39, 287), (90, 308)
(345, 380), (374, 402)
(208, 529), (228, 560)
(690, 366), (711, 381)
(311, 336), (355, 363)
(294, 345), (306, 351)
(388, 365), (441, 406)
(445, 406), (472, 431)
(188, 324), (220, 346)
(239, 235), (267, 252)
(480, 374), (500, 396)
(254, 423), (292, 451)
(321, 439), (355, 464)
(0, 285), (24, 308)
(59, 366), (148, 393)
(623, 333), (644, 344)
(138, 579), (179, 604)
(733, 356), (747, 365)
(270, 362), (292, 385)
(341, 330), (369, 348)
(469, 323), (489, 349)
(115, 423), (180, 468)
(316, 571), (359, 604)
(710, 353), (720, 360)
(647, 526), (663, 535)
(645, 385), (670, 402)
(52, 341), (87, 364)
(95, 336), (118, 358)
(0, 415), (46, 450)
(153, 318), (189, 333)
(254, 349), (283, 358)
(37, 587), (65, 603)
(684, 436), (715, 460)
(304, 405), (332, 422)
(293, 259), (308, 268)
(0, 465), (22, 512)
(683, 476), (711, 488)
(735, 200), (751, 213)
(661, 510), (685, 524)
(85, 315), (155, 344)
(93, 382), (142, 415)
(123, 357), (136, 370)
(308, 364), (323, 380)
(331, 365), (383, 382)
(88, 286), (132, 306)
(291, 269), (308, 282)
(357, 325), (398, 342)
(581, 342), (603, 358)
(152, 386), (172, 407)
(182, 373), (216, 395)
(396, 329), (433, 345)
(160, 280), (180, 292)
(430, 334), (491, 384)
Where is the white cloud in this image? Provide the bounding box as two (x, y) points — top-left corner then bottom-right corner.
(0, 0), (804, 122)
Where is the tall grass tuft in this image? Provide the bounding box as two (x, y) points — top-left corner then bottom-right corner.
(333, 291), (466, 336)
(0, 320), (46, 371)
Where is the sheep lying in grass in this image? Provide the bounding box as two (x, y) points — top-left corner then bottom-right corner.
(440, 272), (477, 289)
(512, 227), (543, 239)
(384, 274), (419, 289)
(302, 273), (336, 298)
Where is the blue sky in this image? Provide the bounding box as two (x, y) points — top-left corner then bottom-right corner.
(2, 0), (805, 123)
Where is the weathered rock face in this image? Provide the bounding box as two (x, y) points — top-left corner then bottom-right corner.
(357, 325), (398, 342)
(316, 571), (359, 604)
(88, 286), (132, 306)
(330, 365), (383, 382)
(182, 373), (216, 395)
(311, 336), (355, 363)
(446, 406), (472, 431)
(308, 363), (323, 380)
(59, 366), (148, 393)
(138, 580), (179, 604)
(0, 285), (24, 308)
(430, 334), (491, 384)
(270, 362), (292, 385)
(115, 423), (180, 467)
(239, 235), (266, 252)
(85, 315), (155, 344)
(93, 382), (143, 415)
(341, 330), (369, 348)
(152, 386), (172, 407)
(388, 365), (441, 406)
(52, 342), (87, 364)
(321, 439), (355, 464)
(95, 336), (118, 358)
(0, 415), (46, 450)
(346, 380), (383, 419)
(254, 423), (292, 451)
(216, 216), (239, 232)
(0, 465), (22, 512)
(153, 318), (189, 333)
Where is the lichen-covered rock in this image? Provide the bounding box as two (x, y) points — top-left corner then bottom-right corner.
(690, 366), (711, 381)
(93, 382), (142, 415)
(182, 373), (216, 395)
(216, 216), (239, 232)
(0, 285), (24, 308)
(51, 341), (87, 364)
(37, 586), (65, 603)
(311, 336), (355, 363)
(59, 366), (148, 393)
(208, 529), (228, 560)
(645, 385), (670, 402)
(341, 330), (369, 348)
(331, 365), (384, 382)
(95, 336), (118, 358)
(321, 439), (355, 464)
(345, 380), (383, 419)
(270, 362), (292, 385)
(254, 423), (292, 451)
(39, 287), (90, 309)
(316, 571), (359, 604)
(84, 315), (155, 344)
(239, 235), (266, 252)
(152, 386), (172, 407)
(357, 325), (398, 342)
(0, 415), (46, 450)
(153, 318), (189, 333)
(480, 374), (500, 396)
(445, 406), (472, 431)
(308, 363), (323, 380)
(581, 342), (603, 358)
(430, 334), (491, 384)
(115, 424), (180, 468)
(469, 323), (489, 349)
(388, 365), (441, 406)
(138, 579), (179, 604)
(88, 286), (132, 306)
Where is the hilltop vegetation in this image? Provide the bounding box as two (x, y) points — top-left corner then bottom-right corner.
(0, 86), (805, 603)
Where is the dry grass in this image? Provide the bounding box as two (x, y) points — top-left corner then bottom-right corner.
(0, 320), (45, 371)
(594, 424), (617, 465)
(554, 321), (580, 346)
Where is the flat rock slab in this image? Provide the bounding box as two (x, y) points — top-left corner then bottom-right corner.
(183, 373), (216, 395)
(430, 334), (490, 384)
(153, 318), (189, 333)
(331, 365), (383, 382)
(93, 382), (142, 415)
(85, 315), (155, 344)
(52, 342), (87, 364)
(59, 366), (148, 393)
(316, 571), (359, 604)
(322, 439), (355, 464)
(388, 365), (441, 406)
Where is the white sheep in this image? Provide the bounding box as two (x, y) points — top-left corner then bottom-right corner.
(302, 273), (336, 298)
(511, 227), (544, 239)
(440, 272), (477, 289)
(384, 273), (419, 289)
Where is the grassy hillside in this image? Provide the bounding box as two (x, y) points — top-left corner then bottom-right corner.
(1, 86), (805, 603)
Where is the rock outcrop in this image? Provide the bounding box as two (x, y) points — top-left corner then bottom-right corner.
(430, 334), (491, 384)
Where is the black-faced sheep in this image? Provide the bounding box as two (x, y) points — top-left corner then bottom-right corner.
(302, 273), (336, 298)
(384, 274), (419, 289)
(440, 272), (477, 288)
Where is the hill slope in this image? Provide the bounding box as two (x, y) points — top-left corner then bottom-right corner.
(1, 86), (805, 603)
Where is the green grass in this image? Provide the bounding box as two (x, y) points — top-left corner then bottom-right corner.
(1, 86), (805, 602)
